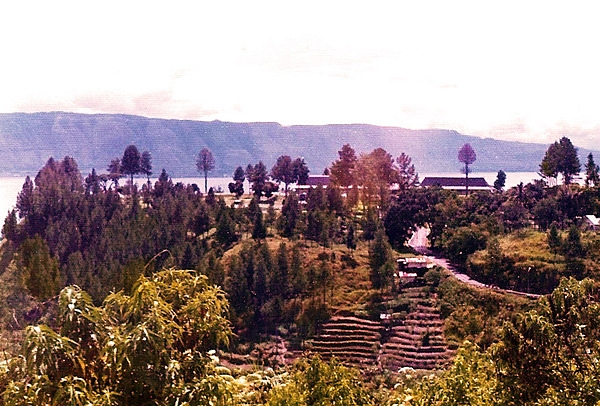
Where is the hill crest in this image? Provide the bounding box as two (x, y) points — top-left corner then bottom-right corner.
(0, 112), (590, 177)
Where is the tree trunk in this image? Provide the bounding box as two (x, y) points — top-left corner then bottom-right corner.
(465, 163), (469, 196)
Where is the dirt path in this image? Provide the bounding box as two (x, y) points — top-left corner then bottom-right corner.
(409, 227), (540, 298)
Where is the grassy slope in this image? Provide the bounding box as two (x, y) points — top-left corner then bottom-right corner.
(469, 229), (600, 292)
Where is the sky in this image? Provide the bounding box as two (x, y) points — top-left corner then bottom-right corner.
(1, 1), (600, 149)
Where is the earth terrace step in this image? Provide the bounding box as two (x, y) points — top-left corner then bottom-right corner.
(385, 334), (446, 344)
(312, 340), (379, 349)
(320, 326), (383, 336)
(382, 341), (448, 350)
(392, 325), (444, 334)
(321, 322), (382, 332)
(384, 337), (423, 346)
(311, 340), (380, 350)
(406, 309), (441, 319)
(383, 352), (451, 363)
(314, 349), (378, 358)
(387, 330), (446, 339)
(387, 335), (445, 346)
(380, 354), (452, 364)
(404, 314), (441, 322)
(413, 303), (440, 311)
(384, 342), (448, 352)
(311, 348), (378, 358)
(318, 331), (382, 340)
(328, 316), (381, 326)
(401, 320), (444, 328)
(382, 344), (449, 354)
(314, 349), (378, 359)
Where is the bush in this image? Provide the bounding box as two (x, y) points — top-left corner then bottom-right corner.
(341, 253), (359, 268)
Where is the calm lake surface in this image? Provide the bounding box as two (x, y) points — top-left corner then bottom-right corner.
(0, 172), (542, 222)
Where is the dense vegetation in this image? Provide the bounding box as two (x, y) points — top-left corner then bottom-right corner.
(1, 137), (600, 404)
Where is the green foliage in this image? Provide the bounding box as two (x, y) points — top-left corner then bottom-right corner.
(279, 192), (300, 238)
(215, 206), (238, 247)
(369, 228), (394, 291)
(585, 152), (600, 187)
(271, 155), (310, 195)
(493, 278), (600, 404)
(361, 209), (379, 241)
(330, 144), (357, 188)
(384, 188), (434, 248)
(442, 226), (487, 265)
(499, 199), (528, 231)
(458, 143), (477, 195)
(346, 223), (356, 251)
(494, 169), (506, 191)
(547, 223), (562, 254)
(4, 156), (219, 302)
(540, 137), (581, 185)
(0, 269), (233, 405)
(2, 209), (18, 242)
(120, 144), (141, 189)
(390, 342), (497, 406)
(563, 224), (585, 257)
(246, 161), (268, 197)
(437, 270), (532, 348)
(196, 147), (216, 193)
(268, 356), (372, 406)
(252, 207), (267, 240)
(18, 235), (62, 301)
(532, 197), (561, 230)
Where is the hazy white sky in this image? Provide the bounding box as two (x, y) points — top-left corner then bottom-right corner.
(1, 1), (599, 148)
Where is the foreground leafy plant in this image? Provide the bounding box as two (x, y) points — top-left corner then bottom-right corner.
(0, 269), (233, 405)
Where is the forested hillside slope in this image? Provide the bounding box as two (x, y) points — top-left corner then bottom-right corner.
(0, 112), (588, 176)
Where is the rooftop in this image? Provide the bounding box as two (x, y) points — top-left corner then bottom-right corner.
(421, 176), (490, 188)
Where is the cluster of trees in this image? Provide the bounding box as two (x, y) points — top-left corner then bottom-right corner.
(5, 136), (600, 305)
(226, 155), (309, 199)
(4, 272), (599, 405)
(329, 144), (418, 207)
(106, 145), (153, 191)
(2, 154), (216, 303)
(224, 240), (335, 341)
(0, 148), (386, 339)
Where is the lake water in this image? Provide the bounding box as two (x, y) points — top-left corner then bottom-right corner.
(0, 172), (541, 223)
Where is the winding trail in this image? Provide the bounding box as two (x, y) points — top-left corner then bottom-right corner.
(409, 227), (541, 299)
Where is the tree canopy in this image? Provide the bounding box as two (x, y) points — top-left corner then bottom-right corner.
(458, 143), (476, 195)
(585, 152), (599, 187)
(121, 144), (141, 188)
(540, 137), (580, 185)
(330, 143), (357, 188)
(197, 147), (216, 193)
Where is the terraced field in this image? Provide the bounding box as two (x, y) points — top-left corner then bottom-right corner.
(309, 316), (381, 367)
(310, 286), (455, 371)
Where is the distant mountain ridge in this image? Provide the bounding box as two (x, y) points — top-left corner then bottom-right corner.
(0, 112), (594, 178)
